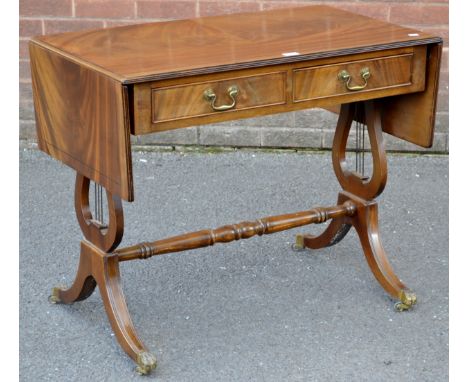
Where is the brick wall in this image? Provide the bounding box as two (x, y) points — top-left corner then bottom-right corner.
(19, 0), (449, 152)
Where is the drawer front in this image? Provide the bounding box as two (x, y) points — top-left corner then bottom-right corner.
(132, 47), (426, 135)
(293, 50), (424, 102)
(151, 72), (286, 123)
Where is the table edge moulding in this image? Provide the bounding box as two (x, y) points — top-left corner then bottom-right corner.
(29, 4), (442, 375)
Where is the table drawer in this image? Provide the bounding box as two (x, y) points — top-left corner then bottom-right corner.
(133, 47), (426, 134)
(293, 47), (426, 102)
(152, 72), (286, 123)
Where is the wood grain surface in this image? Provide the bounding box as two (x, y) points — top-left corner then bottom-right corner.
(29, 4), (443, 199)
(133, 47), (429, 135)
(293, 49), (421, 102)
(30, 5), (441, 84)
(152, 71), (286, 123)
(30, 42), (134, 201)
(382, 43), (443, 148)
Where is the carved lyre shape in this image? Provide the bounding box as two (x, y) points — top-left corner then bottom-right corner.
(75, 174), (124, 252)
(296, 101), (386, 250)
(297, 101), (416, 311)
(332, 101), (387, 200)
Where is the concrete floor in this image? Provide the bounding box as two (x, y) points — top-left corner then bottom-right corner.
(19, 148), (448, 381)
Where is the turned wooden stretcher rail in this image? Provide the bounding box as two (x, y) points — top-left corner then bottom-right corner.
(116, 202), (357, 262)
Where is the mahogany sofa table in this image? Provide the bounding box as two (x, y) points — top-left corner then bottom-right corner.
(29, 5), (442, 375)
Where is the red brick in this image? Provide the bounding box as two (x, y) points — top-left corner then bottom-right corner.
(389, 4), (448, 26)
(75, 0), (135, 19)
(20, 19), (43, 37)
(19, 60), (32, 83)
(105, 20), (142, 28)
(329, 2), (389, 22)
(199, 1), (261, 17)
(415, 26), (449, 46)
(351, 0), (400, 1)
(262, 1), (389, 21)
(44, 19), (104, 34)
(136, 1), (196, 19)
(19, 40), (30, 60)
(441, 48), (448, 72)
(268, 0), (351, 1)
(363, 0), (422, 2)
(20, 0), (72, 17)
(261, 2), (309, 11)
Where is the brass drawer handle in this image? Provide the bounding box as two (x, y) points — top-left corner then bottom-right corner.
(338, 67), (371, 91)
(203, 85), (239, 111)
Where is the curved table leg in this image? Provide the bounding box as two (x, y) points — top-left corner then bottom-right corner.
(294, 217), (351, 250)
(344, 192), (417, 311)
(49, 248), (96, 304)
(89, 242), (157, 375)
(294, 195), (352, 250)
(51, 241), (157, 374)
(49, 173), (157, 374)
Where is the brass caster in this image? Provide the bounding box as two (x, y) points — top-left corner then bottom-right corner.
(135, 351), (157, 375)
(394, 290), (417, 312)
(291, 234), (306, 252)
(48, 285), (66, 304)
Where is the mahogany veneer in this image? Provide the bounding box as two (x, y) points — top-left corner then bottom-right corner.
(29, 5), (442, 376)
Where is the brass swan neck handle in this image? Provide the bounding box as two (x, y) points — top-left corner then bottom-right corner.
(338, 67), (371, 91)
(203, 85), (239, 111)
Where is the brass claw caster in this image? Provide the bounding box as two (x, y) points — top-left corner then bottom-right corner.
(394, 290), (417, 312)
(135, 351), (157, 375)
(291, 234), (305, 252)
(48, 285), (66, 304)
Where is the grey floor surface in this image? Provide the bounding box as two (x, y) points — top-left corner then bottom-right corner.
(19, 148), (448, 382)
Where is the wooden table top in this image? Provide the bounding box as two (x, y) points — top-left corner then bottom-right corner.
(31, 5), (441, 85)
